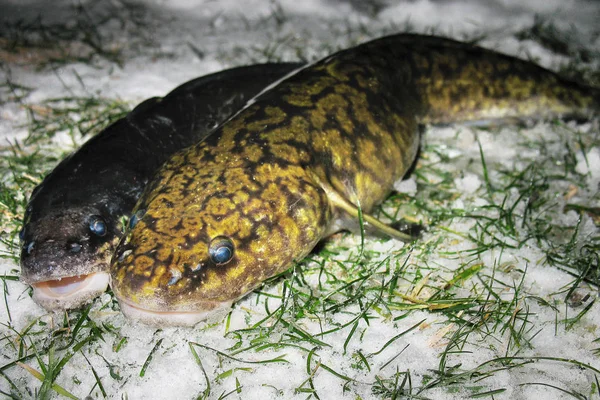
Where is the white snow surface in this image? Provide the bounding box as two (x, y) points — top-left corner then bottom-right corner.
(1, 0), (599, 399)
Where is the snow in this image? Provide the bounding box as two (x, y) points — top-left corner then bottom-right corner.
(1, 0), (599, 399)
(577, 146), (600, 190)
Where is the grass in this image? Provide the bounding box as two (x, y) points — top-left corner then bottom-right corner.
(515, 16), (600, 86)
(0, 1), (161, 70)
(1, 3), (599, 399)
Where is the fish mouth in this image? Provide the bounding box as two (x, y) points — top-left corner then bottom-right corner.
(31, 272), (110, 311)
(116, 297), (232, 327)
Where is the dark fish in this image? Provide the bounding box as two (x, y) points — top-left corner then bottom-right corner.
(19, 62), (303, 310)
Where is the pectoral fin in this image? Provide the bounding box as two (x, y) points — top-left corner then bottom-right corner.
(313, 174), (416, 243)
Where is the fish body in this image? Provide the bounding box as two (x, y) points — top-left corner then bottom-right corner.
(19, 63), (302, 310)
(111, 34), (599, 325)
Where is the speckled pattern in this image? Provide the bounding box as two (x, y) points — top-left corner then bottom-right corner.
(111, 33), (599, 315)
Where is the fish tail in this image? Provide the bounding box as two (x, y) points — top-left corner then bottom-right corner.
(407, 36), (600, 124)
(350, 34), (598, 124)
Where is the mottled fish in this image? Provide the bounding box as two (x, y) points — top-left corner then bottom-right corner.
(19, 63), (302, 310)
(111, 34), (599, 326)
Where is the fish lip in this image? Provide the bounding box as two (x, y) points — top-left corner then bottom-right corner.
(20, 258), (110, 286)
(115, 297), (232, 327)
(31, 272), (110, 311)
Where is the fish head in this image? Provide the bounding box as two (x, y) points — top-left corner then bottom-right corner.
(111, 148), (331, 326)
(19, 205), (119, 310)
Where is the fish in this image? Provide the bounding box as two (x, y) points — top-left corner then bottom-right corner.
(19, 62), (303, 311)
(110, 33), (599, 326)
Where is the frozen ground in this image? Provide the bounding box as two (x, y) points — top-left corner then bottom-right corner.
(0, 0), (599, 399)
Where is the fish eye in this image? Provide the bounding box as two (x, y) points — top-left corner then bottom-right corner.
(89, 216), (107, 237)
(129, 209), (146, 230)
(208, 236), (234, 265)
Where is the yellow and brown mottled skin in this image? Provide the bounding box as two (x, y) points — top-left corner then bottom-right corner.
(111, 34), (599, 322)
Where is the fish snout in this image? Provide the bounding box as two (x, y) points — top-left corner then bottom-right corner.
(22, 240), (35, 256)
(21, 237), (87, 262)
(67, 241), (83, 253)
